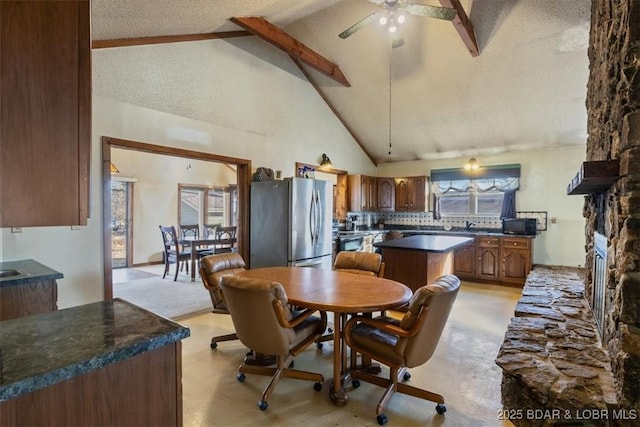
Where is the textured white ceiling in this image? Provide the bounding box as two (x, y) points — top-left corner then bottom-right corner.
(92, 0), (591, 164)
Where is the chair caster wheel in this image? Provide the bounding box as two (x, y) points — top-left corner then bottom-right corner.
(352, 379), (360, 388)
(237, 373), (246, 382)
(328, 328), (333, 333)
(377, 414), (388, 425)
(258, 400), (268, 411)
(313, 382), (322, 391)
(288, 361), (294, 368)
(436, 403), (447, 414)
(403, 372), (411, 381)
(316, 342), (323, 349)
(210, 342), (217, 349)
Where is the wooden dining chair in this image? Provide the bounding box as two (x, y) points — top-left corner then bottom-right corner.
(179, 224), (211, 260)
(214, 226), (237, 253)
(343, 275), (461, 425)
(220, 275), (327, 411)
(159, 225), (191, 281)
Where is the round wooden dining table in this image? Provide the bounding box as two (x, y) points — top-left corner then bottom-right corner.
(237, 266), (412, 406)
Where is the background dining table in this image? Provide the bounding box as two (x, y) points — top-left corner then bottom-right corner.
(178, 237), (235, 281)
(237, 266), (412, 406)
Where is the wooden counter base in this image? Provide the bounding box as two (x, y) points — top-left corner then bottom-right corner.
(381, 248), (454, 293)
(0, 343), (182, 427)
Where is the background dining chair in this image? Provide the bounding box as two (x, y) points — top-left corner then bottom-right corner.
(199, 252), (247, 349)
(343, 275), (461, 425)
(220, 275), (327, 411)
(214, 226), (237, 253)
(316, 251), (385, 349)
(159, 225), (191, 281)
(180, 224), (212, 259)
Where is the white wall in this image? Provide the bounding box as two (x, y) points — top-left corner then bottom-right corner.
(1, 38), (375, 309)
(377, 146), (588, 267)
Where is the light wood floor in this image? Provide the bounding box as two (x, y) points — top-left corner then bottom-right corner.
(179, 281), (520, 426)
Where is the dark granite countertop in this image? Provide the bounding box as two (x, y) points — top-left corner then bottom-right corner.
(0, 259), (63, 287)
(0, 298), (190, 402)
(374, 234), (474, 252)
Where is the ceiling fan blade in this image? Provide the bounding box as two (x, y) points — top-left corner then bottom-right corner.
(406, 4), (457, 20)
(339, 12), (378, 39)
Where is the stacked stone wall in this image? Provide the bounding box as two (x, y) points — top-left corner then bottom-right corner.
(585, 0), (640, 408)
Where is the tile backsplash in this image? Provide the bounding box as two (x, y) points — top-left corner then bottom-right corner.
(346, 211), (503, 230)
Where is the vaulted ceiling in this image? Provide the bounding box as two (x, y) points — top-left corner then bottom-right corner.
(92, 0), (591, 164)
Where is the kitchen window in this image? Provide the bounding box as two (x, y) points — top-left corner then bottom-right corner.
(430, 165), (520, 218)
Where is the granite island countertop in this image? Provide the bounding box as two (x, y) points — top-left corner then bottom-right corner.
(374, 234), (474, 252)
(0, 298), (190, 402)
(0, 259), (63, 287)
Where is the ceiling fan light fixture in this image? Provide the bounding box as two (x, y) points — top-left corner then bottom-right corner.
(388, 25), (397, 33)
(379, 15), (388, 25)
(397, 14), (406, 24)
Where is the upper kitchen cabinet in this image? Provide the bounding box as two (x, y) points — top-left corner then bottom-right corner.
(0, 1), (91, 227)
(395, 176), (427, 212)
(349, 175), (377, 211)
(376, 177), (395, 212)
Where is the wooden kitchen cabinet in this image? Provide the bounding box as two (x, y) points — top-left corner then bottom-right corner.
(476, 237), (500, 281)
(453, 240), (476, 278)
(500, 237), (533, 285)
(377, 178), (395, 211)
(395, 176), (427, 211)
(0, 1), (91, 227)
(453, 235), (533, 286)
(349, 175), (375, 211)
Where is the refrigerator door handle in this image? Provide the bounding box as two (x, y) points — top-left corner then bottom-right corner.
(315, 190), (322, 243)
(309, 191), (316, 243)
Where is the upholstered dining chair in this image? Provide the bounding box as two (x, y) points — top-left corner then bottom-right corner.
(316, 251), (385, 349)
(199, 252), (247, 349)
(343, 274), (461, 425)
(159, 225), (191, 281)
(220, 275), (327, 411)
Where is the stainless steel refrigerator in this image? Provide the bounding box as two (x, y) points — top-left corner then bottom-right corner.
(250, 178), (333, 270)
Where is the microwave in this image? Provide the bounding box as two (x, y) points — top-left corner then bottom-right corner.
(502, 218), (537, 236)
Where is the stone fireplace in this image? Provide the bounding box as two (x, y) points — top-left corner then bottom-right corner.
(583, 0), (640, 411)
(496, 1), (640, 424)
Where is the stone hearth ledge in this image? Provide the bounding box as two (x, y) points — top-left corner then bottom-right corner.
(496, 266), (623, 427)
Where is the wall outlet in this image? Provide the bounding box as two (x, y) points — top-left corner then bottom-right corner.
(550, 217), (557, 224)
(275, 170), (282, 179)
(11, 227), (22, 233)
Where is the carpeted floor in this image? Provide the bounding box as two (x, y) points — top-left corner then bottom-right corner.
(113, 266), (211, 319)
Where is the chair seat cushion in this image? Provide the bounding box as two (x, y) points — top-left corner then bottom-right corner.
(349, 318), (404, 366)
(290, 312), (323, 348)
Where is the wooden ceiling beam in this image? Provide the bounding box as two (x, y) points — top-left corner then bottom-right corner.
(439, 0), (479, 57)
(230, 17), (350, 87)
(92, 31), (251, 49)
(290, 57), (376, 165)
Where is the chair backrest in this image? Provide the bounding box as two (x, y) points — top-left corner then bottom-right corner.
(199, 253), (246, 309)
(159, 225), (180, 255)
(179, 224), (200, 239)
(334, 251), (383, 277)
(220, 275), (296, 357)
(398, 275), (461, 368)
(203, 224), (217, 238)
(215, 226), (237, 240)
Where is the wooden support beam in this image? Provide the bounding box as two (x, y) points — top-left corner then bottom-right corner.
(290, 57), (376, 165)
(230, 17), (350, 87)
(439, 0), (479, 57)
(92, 31), (251, 49)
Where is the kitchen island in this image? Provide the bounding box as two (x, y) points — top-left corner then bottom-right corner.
(374, 235), (473, 292)
(0, 298), (190, 427)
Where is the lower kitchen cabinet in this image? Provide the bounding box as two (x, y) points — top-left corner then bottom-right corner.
(500, 238), (532, 285)
(454, 235), (533, 286)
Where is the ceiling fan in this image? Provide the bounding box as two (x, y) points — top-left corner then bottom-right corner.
(338, 0), (457, 47)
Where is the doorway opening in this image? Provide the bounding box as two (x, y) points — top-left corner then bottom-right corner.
(111, 179), (133, 268)
(102, 136), (252, 301)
